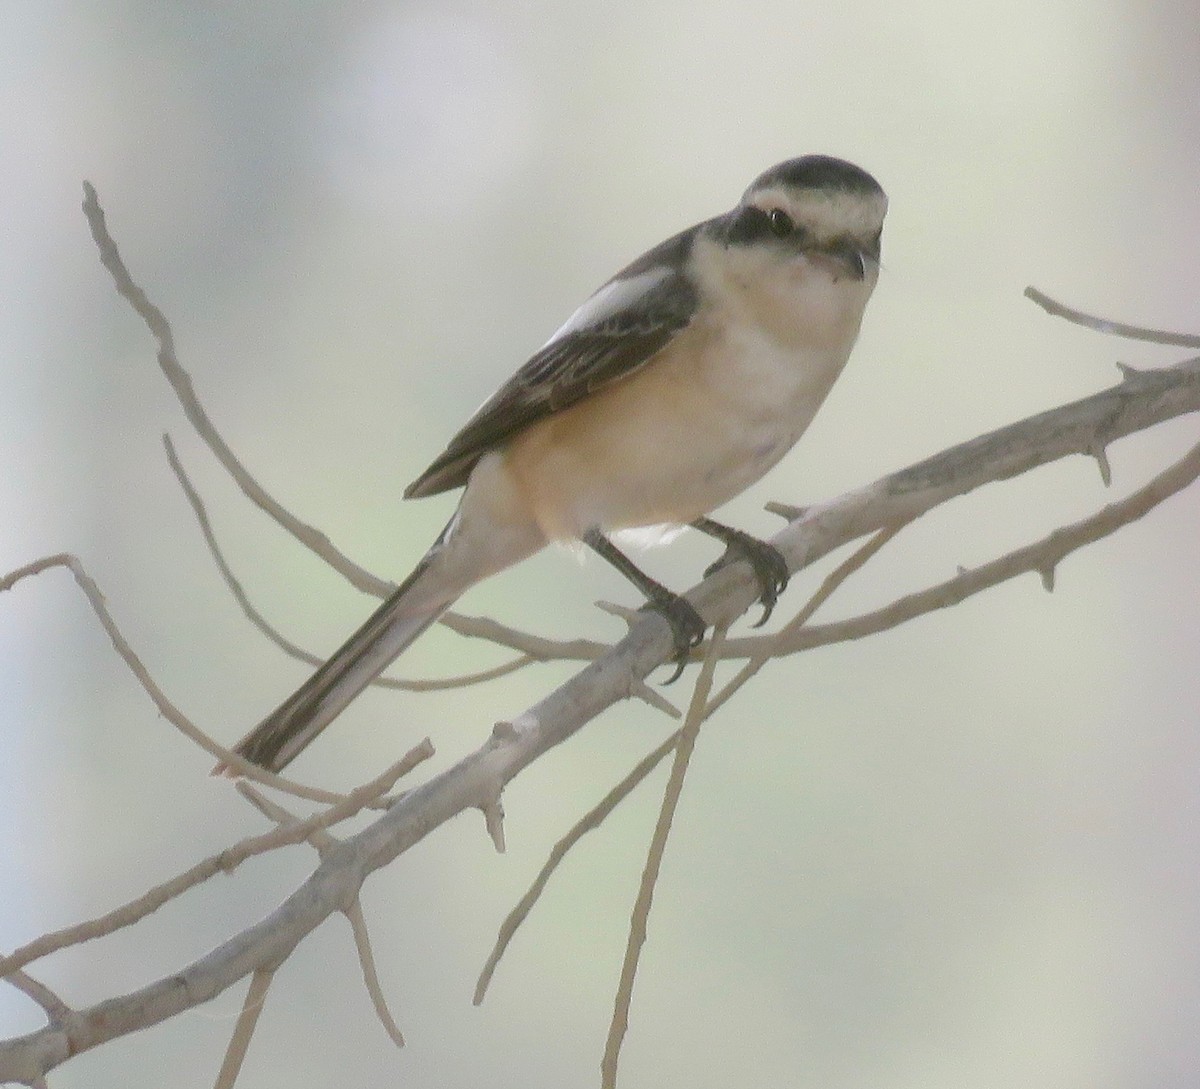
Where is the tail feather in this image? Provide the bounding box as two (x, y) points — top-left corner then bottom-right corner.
(219, 550), (448, 774)
(222, 477), (548, 776)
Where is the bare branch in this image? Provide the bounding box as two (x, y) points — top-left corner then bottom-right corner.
(437, 610), (606, 661)
(232, 793), (407, 1045)
(345, 900), (406, 1047)
(1025, 285), (1200, 347)
(3, 972), (73, 1027)
(90, 183), (599, 681)
(81, 181), (390, 598)
(213, 968), (274, 1089)
(707, 520), (909, 715)
(165, 433), (542, 691)
(762, 433), (1200, 656)
(9, 192), (1200, 1083)
(602, 626), (728, 1089)
(474, 530), (908, 1005)
(1, 551), (366, 805)
(5, 343), (1199, 1083)
(235, 784), (336, 852)
(474, 728), (682, 1005)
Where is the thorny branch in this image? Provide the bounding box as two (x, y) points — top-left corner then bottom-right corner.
(0, 185), (1197, 1087)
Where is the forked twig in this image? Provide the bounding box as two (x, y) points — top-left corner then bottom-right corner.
(233, 791), (408, 1045)
(235, 784), (338, 854)
(89, 181), (590, 683)
(473, 536), (907, 1005)
(768, 433), (1200, 654)
(81, 181), (390, 598)
(3, 972), (73, 1026)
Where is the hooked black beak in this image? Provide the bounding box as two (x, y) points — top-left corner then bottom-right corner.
(809, 229), (881, 281)
(814, 238), (868, 281)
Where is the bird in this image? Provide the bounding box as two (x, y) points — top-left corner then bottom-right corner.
(222, 154), (887, 774)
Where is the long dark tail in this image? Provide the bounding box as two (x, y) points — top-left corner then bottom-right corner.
(219, 548), (450, 774)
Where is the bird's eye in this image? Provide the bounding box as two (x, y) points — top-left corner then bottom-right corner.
(768, 208), (793, 237)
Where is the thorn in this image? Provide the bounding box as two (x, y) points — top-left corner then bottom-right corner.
(1089, 442), (1113, 487)
(595, 599), (640, 629)
(1038, 565), (1056, 593)
(629, 680), (682, 718)
(1115, 362), (1142, 381)
(481, 796), (506, 854)
(764, 500), (807, 522)
(956, 564), (968, 576)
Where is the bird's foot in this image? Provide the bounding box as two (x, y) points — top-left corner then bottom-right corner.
(640, 588), (707, 683)
(703, 531), (790, 627)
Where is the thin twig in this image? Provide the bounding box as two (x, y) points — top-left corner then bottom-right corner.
(706, 522), (909, 715)
(1025, 286), (1200, 348)
(214, 968), (274, 1089)
(473, 728), (682, 1004)
(474, 534), (906, 1008)
(82, 181), (391, 598)
(164, 433), (316, 664)
(238, 790), (406, 1045)
(474, 528), (905, 1003)
(165, 434), (540, 691)
(89, 180), (600, 683)
(235, 784), (339, 856)
(1, 551), (354, 804)
(3, 972), (73, 1026)
(601, 626), (727, 1089)
(628, 680), (681, 718)
(345, 900), (406, 1047)
(438, 611), (607, 660)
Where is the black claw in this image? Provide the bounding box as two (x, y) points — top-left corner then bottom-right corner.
(641, 590), (706, 684)
(703, 532), (789, 626)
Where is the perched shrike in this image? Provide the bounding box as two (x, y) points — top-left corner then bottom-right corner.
(225, 155), (887, 773)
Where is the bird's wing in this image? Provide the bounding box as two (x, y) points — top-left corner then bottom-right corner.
(404, 224), (704, 498)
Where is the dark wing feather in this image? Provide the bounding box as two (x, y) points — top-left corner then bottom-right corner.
(404, 224), (703, 498)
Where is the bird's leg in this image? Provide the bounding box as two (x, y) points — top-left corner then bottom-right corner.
(583, 528), (705, 682)
(691, 516), (789, 627)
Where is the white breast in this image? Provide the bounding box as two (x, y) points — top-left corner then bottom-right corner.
(498, 235), (877, 541)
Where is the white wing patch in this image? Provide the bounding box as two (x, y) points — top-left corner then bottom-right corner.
(540, 265), (674, 348)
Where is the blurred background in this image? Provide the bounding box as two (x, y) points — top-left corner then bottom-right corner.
(2, 2), (1198, 1086)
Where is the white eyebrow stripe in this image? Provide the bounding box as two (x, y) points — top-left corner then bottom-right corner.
(540, 265), (675, 348)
